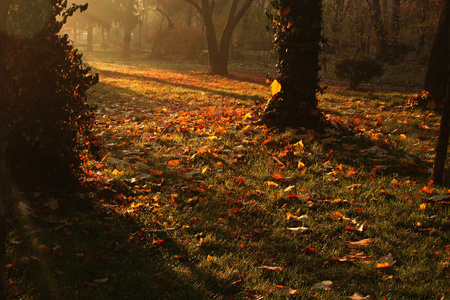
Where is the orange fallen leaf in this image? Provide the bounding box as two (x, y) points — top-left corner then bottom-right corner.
(273, 172), (285, 180)
(420, 186), (433, 194)
(419, 203), (427, 210)
(329, 211), (343, 221)
(167, 160), (180, 166)
(376, 253), (396, 268)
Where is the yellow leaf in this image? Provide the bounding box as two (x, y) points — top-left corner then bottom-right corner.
(297, 161), (305, 169)
(400, 134), (407, 139)
(202, 166), (210, 174)
(271, 79), (282, 96)
(112, 169), (123, 176)
(266, 181), (279, 187)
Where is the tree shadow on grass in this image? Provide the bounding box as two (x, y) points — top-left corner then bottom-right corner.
(7, 181), (246, 299)
(92, 68), (267, 104)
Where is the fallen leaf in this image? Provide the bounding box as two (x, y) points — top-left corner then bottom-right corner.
(376, 253), (396, 268)
(167, 160), (180, 166)
(312, 280), (333, 290)
(94, 278), (108, 284)
(44, 199), (59, 211)
(266, 181), (279, 187)
(112, 169), (123, 176)
(17, 201), (32, 216)
(329, 211), (344, 221)
(429, 195), (450, 202)
(420, 186), (433, 194)
(346, 238), (374, 249)
(273, 285), (298, 295)
(349, 292), (371, 300)
(258, 265), (282, 271)
(287, 226), (309, 234)
(273, 172), (285, 180)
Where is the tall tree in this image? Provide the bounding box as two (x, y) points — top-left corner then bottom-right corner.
(0, 1), (13, 298)
(424, 0), (449, 107)
(261, 0), (323, 129)
(123, 0), (136, 55)
(365, 0), (389, 59)
(184, 0), (254, 75)
(432, 0), (450, 185)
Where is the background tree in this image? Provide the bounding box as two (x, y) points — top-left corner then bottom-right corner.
(184, 0), (254, 75)
(261, 0), (323, 129)
(424, 0), (449, 107)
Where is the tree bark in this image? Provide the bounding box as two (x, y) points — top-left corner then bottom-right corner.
(432, 0), (450, 185)
(425, 0), (449, 106)
(0, 1), (12, 299)
(123, 0), (134, 56)
(261, 0), (323, 129)
(368, 0), (389, 60)
(87, 21), (93, 51)
(390, 0), (400, 59)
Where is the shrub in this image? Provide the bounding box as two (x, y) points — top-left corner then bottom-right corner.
(334, 55), (384, 89)
(5, 0), (99, 189)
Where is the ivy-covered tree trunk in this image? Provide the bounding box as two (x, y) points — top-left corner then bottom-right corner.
(0, 2), (12, 298)
(261, 0), (323, 129)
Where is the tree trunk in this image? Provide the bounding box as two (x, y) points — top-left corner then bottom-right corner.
(432, 1), (450, 185)
(390, 0), (400, 59)
(417, 1), (429, 55)
(370, 0), (389, 60)
(0, 1), (12, 299)
(433, 92), (450, 185)
(101, 26), (107, 49)
(261, 0), (323, 129)
(87, 21), (93, 51)
(185, 0), (253, 75)
(425, 0), (449, 107)
(123, 0), (134, 56)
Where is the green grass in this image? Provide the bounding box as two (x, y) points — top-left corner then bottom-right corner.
(6, 51), (449, 299)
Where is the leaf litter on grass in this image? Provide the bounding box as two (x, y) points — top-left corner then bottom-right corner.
(9, 54), (450, 299)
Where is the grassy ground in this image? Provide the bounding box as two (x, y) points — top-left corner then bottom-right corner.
(6, 51), (449, 299)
